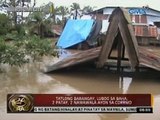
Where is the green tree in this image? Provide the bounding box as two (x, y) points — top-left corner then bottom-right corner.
(0, 13), (11, 35)
(27, 10), (53, 38)
(70, 2), (80, 11)
(82, 6), (94, 14)
(7, 0), (21, 25)
(70, 2), (81, 19)
(27, 12), (44, 37)
(52, 6), (60, 23)
(0, 0), (32, 25)
(54, 6), (69, 25)
(0, 36), (56, 71)
(58, 6), (69, 20)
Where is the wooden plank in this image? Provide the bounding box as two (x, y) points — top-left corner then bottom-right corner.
(121, 8), (139, 59)
(97, 12), (119, 68)
(120, 8), (138, 59)
(97, 7), (139, 69)
(139, 46), (160, 71)
(42, 47), (101, 72)
(120, 8), (132, 24)
(118, 17), (139, 68)
(117, 33), (123, 72)
(128, 24), (139, 58)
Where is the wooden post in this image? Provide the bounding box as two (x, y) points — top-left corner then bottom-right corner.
(117, 33), (123, 72)
(122, 44), (125, 59)
(121, 43), (125, 72)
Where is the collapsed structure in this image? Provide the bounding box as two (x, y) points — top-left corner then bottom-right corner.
(97, 7), (139, 70)
(42, 7), (160, 73)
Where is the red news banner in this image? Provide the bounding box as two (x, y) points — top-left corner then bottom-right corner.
(7, 94), (153, 113)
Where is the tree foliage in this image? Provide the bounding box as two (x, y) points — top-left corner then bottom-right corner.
(57, 6), (69, 19)
(70, 2), (80, 11)
(0, 36), (56, 68)
(26, 11), (52, 37)
(0, 1), (95, 71)
(82, 6), (94, 13)
(0, 13), (11, 35)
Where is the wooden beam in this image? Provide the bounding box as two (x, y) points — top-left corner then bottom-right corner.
(117, 32), (123, 72)
(97, 7), (139, 69)
(118, 18), (139, 68)
(97, 13), (119, 68)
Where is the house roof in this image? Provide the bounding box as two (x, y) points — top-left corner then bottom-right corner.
(97, 7), (139, 68)
(90, 6), (116, 14)
(90, 6), (160, 14)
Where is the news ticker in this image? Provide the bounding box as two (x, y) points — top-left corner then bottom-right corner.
(7, 94), (153, 113)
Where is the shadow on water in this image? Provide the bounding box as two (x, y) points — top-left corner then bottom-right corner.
(47, 65), (160, 94)
(47, 66), (160, 120)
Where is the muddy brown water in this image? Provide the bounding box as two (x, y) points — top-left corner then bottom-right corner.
(0, 63), (160, 120)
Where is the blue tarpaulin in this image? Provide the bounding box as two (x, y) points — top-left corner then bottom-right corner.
(57, 19), (94, 48)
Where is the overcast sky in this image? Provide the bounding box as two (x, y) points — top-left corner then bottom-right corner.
(35, 0), (160, 11)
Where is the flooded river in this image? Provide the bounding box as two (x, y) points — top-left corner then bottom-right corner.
(0, 63), (160, 120)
